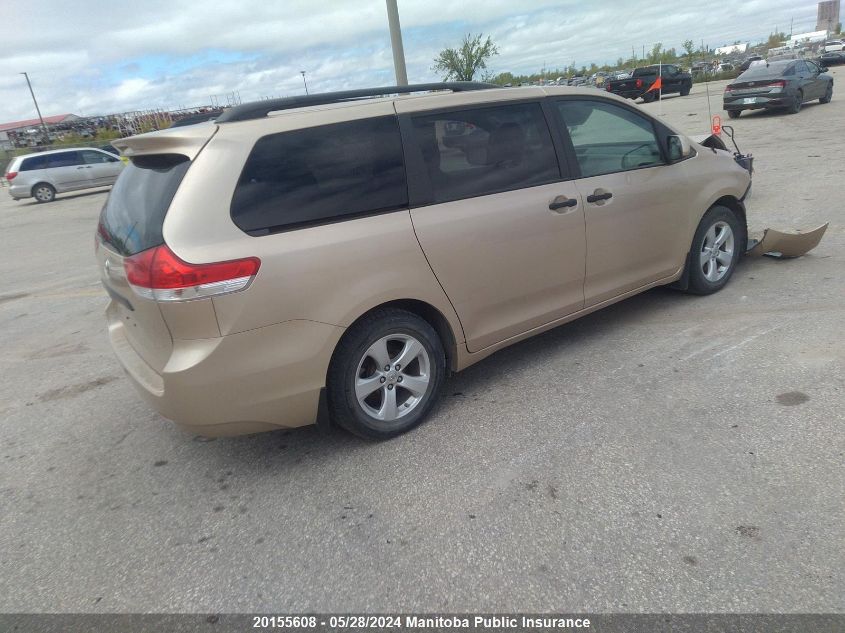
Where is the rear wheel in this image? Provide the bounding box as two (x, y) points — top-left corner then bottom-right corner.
(642, 92), (656, 103)
(327, 308), (446, 440)
(787, 91), (803, 114)
(820, 83), (833, 104)
(727, 110), (741, 119)
(32, 183), (56, 203)
(685, 206), (743, 295)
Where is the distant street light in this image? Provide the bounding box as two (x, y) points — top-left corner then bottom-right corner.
(20, 72), (49, 141)
(300, 70), (309, 95)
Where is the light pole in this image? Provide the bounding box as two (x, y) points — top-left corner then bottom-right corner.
(300, 71), (309, 95)
(385, 0), (408, 86)
(21, 72), (49, 141)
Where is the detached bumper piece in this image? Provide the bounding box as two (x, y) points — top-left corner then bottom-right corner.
(746, 223), (829, 258)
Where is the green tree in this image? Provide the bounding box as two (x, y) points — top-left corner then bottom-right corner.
(682, 39), (696, 69)
(766, 31), (788, 49)
(432, 33), (499, 81)
(649, 42), (663, 64)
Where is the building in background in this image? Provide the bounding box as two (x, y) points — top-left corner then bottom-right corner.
(817, 0), (841, 32)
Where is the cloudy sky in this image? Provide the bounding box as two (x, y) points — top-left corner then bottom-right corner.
(0, 0), (822, 122)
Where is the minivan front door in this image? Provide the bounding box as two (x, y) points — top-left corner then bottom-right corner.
(80, 149), (124, 186)
(552, 98), (690, 306)
(400, 101), (586, 353)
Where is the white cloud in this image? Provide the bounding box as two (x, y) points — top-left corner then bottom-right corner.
(0, 0), (820, 121)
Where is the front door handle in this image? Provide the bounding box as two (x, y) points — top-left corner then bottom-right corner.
(586, 191), (613, 203)
(549, 195), (578, 211)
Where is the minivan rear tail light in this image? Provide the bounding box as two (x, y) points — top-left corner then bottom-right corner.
(4, 171), (17, 180)
(124, 244), (260, 301)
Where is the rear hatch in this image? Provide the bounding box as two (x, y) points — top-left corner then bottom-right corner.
(96, 125), (216, 372)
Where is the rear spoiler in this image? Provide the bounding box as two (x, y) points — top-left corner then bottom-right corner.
(111, 122), (217, 161)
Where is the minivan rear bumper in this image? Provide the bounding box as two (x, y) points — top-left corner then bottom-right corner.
(107, 306), (345, 436)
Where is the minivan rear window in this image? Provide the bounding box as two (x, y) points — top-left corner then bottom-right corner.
(20, 155), (49, 171)
(231, 116), (407, 235)
(98, 154), (190, 256)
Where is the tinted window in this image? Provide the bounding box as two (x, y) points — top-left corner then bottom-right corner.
(98, 155), (190, 256)
(20, 155), (49, 171)
(411, 102), (559, 204)
(48, 151), (81, 168)
(231, 116), (406, 234)
(555, 100), (664, 178)
(741, 61), (792, 78)
(81, 150), (117, 164)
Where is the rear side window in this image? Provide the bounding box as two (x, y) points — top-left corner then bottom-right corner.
(231, 116), (407, 235)
(20, 155), (49, 171)
(98, 155), (190, 256)
(48, 151), (82, 168)
(410, 102), (560, 204)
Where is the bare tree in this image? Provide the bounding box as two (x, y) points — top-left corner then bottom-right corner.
(432, 33), (499, 81)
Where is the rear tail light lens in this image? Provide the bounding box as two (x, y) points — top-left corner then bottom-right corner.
(4, 171), (17, 180)
(636, 78), (643, 88)
(606, 82), (612, 91)
(725, 85), (735, 93)
(124, 244), (260, 302)
(767, 80), (786, 90)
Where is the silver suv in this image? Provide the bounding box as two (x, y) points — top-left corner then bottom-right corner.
(5, 148), (124, 202)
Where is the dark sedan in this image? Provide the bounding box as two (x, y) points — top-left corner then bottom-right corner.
(723, 59), (833, 118)
(819, 51), (845, 66)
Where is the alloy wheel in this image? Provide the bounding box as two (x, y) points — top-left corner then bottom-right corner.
(700, 221), (735, 283)
(354, 334), (431, 422)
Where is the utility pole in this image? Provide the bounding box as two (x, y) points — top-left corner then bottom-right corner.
(385, 0), (408, 86)
(20, 72), (49, 141)
(300, 70), (308, 95)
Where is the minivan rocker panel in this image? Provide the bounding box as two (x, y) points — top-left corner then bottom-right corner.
(100, 85), (751, 439)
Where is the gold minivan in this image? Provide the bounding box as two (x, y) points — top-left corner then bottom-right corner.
(97, 83), (751, 439)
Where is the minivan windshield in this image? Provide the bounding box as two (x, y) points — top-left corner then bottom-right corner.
(98, 154), (190, 256)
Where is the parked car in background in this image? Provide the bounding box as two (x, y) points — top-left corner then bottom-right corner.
(4, 148), (124, 202)
(724, 59), (833, 118)
(819, 50), (845, 66)
(96, 82), (751, 440)
(824, 40), (844, 52)
(604, 64), (692, 102)
(739, 56), (763, 72)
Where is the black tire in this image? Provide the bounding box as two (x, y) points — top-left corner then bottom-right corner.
(680, 83), (691, 96)
(727, 109), (741, 119)
(32, 183), (56, 203)
(685, 205), (743, 295)
(787, 91), (803, 114)
(820, 83), (833, 104)
(642, 92), (656, 103)
(327, 308), (446, 440)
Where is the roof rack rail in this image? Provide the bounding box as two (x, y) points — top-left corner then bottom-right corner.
(215, 82), (499, 123)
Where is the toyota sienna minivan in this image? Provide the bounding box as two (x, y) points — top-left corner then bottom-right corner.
(6, 147), (124, 202)
(97, 82), (751, 440)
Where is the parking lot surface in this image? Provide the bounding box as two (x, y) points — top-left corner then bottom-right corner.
(1, 76), (842, 613)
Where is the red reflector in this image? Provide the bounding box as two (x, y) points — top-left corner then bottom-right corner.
(124, 244), (260, 293)
(4, 171), (17, 180)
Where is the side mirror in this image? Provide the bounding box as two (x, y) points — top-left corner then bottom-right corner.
(667, 135), (692, 161)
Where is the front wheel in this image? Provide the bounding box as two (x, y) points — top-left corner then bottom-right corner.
(820, 84), (833, 104)
(685, 206), (743, 295)
(327, 308), (446, 440)
(680, 83), (691, 96)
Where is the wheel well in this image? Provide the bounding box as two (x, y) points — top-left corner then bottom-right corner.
(346, 300), (459, 373)
(712, 195), (747, 245)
